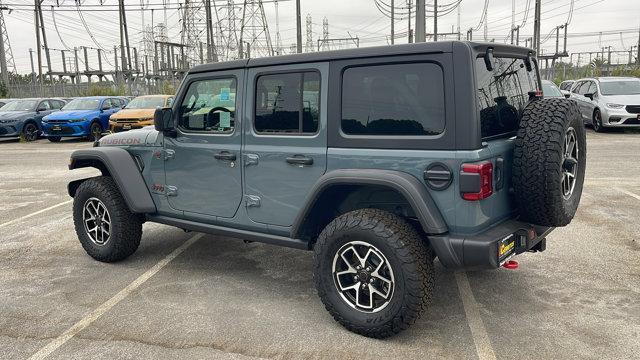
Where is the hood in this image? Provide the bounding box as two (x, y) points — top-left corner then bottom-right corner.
(98, 126), (160, 147)
(600, 94), (640, 105)
(110, 108), (155, 120)
(0, 111), (33, 120)
(45, 109), (98, 119)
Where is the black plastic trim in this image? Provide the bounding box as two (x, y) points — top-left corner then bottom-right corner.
(423, 162), (453, 191)
(291, 169), (448, 238)
(68, 147), (156, 213)
(147, 215), (310, 250)
(431, 219), (554, 269)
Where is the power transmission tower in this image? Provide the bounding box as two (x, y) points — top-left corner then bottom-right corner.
(238, 0), (273, 58)
(321, 17), (329, 51)
(0, 2), (16, 85)
(305, 14), (313, 53)
(181, 0), (203, 66)
(274, 0), (282, 55)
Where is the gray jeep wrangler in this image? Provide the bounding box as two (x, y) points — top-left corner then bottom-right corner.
(68, 41), (586, 338)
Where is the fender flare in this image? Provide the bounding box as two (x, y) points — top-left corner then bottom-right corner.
(68, 147), (156, 213)
(291, 169), (448, 238)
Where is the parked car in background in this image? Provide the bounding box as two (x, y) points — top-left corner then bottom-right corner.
(569, 77), (640, 132)
(41, 96), (122, 142)
(0, 98), (16, 107)
(109, 95), (174, 132)
(0, 98), (65, 141)
(559, 80), (574, 98)
(541, 80), (564, 98)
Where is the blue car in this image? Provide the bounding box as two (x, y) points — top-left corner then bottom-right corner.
(0, 98), (66, 141)
(42, 96), (123, 142)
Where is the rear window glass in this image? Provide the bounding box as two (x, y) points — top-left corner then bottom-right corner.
(341, 63), (445, 136)
(476, 57), (539, 139)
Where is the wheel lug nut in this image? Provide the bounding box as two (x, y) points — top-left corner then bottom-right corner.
(369, 278), (373, 283)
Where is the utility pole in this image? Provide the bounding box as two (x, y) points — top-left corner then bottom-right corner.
(295, 0), (302, 53)
(533, 0), (541, 55)
(637, 24), (640, 64)
(511, 0), (515, 44)
(204, 0), (217, 62)
(415, 0), (425, 42)
(34, 0), (42, 87)
(433, 0), (438, 41)
(390, 0), (394, 44)
(456, 3), (460, 40)
(118, 0), (126, 86)
(408, 0), (412, 43)
(29, 48), (35, 93)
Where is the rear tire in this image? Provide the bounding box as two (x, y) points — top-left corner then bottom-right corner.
(513, 98), (586, 227)
(21, 122), (39, 142)
(73, 176), (142, 262)
(313, 209), (434, 338)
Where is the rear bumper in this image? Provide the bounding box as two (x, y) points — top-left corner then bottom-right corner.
(430, 219), (554, 269)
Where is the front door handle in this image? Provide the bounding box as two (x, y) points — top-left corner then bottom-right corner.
(286, 155), (313, 166)
(214, 151), (236, 161)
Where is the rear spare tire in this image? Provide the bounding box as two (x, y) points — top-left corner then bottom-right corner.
(513, 98), (586, 227)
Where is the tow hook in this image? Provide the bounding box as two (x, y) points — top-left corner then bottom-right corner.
(502, 260), (519, 270)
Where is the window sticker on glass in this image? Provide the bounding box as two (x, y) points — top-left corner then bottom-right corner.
(219, 111), (231, 129)
(220, 87), (230, 101)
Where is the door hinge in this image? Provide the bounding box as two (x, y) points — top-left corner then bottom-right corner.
(166, 185), (178, 196)
(245, 195), (261, 207)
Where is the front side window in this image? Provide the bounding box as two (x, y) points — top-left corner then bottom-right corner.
(178, 77), (237, 133)
(254, 72), (320, 134)
(341, 63), (445, 136)
(571, 81), (583, 94)
(475, 56), (539, 139)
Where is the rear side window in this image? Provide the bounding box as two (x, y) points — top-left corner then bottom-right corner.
(254, 71), (320, 134)
(341, 63), (445, 136)
(475, 57), (539, 139)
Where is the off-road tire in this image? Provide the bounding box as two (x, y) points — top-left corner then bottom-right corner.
(513, 98), (586, 226)
(47, 136), (61, 142)
(73, 176), (142, 262)
(313, 208), (434, 338)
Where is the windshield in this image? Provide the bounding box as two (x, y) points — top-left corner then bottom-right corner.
(476, 56), (539, 139)
(542, 82), (563, 97)
(63, 99), (100, 111)
(599, 80), (640, 95)
(126, 97), (166, 109)
(0, 100), (38, 111)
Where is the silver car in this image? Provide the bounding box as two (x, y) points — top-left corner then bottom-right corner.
(569, 77), (640, 132)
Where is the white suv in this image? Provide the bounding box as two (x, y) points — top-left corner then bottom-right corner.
(569, 77), (640, 132)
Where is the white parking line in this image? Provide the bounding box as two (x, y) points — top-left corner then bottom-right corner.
(455, 271), (497, 360)
(0, 200), (73, 229)
(614, 187), (640, 201)
(27, 232), (203, 360)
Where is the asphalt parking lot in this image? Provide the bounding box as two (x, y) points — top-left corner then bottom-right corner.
(1, 130), (639, 360)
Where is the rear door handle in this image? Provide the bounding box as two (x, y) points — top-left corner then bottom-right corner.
(286, 155), (313, 166)
(214, 151), (236, 161)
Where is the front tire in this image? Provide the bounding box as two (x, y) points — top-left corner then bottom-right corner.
(313, 209), (434, 338)
(592, 109), (604, 132)
(73, 176), (142, 262)
(89, 121), (103, 141)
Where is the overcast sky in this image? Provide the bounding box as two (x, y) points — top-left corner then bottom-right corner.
(3, 0), (639, 73)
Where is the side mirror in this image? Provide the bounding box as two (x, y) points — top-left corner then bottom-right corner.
(484, 48), (495, 71)
(154, 108), (175, 135)
(584, 93), (594, 100)
(564, 93), (571, 99)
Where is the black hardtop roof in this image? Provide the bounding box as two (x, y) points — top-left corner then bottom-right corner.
(188, 41), (534, 74)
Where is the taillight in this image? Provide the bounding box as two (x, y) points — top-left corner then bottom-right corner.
(461, 161), (493, 201)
